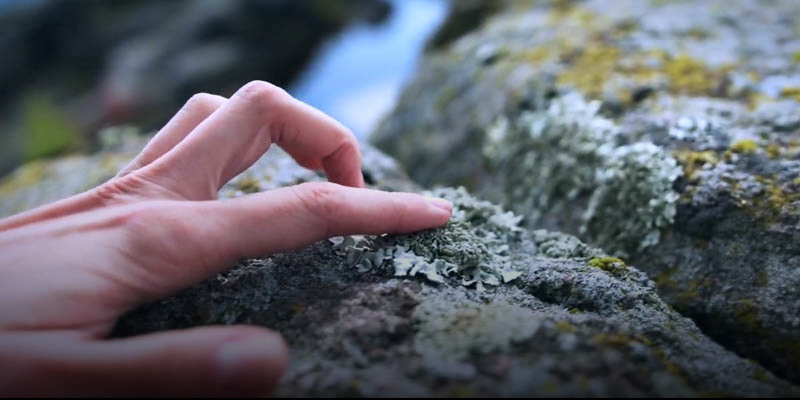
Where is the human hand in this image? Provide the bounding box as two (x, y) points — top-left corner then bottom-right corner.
(0, 81), (452, 397)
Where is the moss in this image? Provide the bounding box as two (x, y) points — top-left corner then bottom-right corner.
(568, 307), (582, 314)
(733, 299), (760, 332)
(435, 86), (458, 111)
(654, 265), (679, 290)
(592, 332), (635, 348)
(22, 94), (81, 162)
(677, 279), (700, 302)
(794, 50), (800, 63)
(730, 139), (758, 154)
(756, 269), (769, 287)
(588, 257), (627, 273)
(555, 320), (577, 333)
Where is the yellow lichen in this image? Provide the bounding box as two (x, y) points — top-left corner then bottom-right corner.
(513, 47), (552, 65)
(664, 55), (716, 95)
(588, 257), (627, 272)
(766, 144), (781, 159)
(555, 320), (577, 333)
(557, 45), (621, 98)
(779, 87), (800, 102)
(730, 139), (758, 154)
(236, 176), (262, 194)
(672, 150), (718, 179)
(0, 160), (48, 196)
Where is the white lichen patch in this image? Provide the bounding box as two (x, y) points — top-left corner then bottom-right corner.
(330, 187), (525, 289)
(484, 93), (682, 254)
(413, 291), (543, 360)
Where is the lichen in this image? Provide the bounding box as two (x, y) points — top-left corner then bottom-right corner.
(485, 93), (682, 254)
(664, 55), (717, 95)
(730, 139), (759, 154)
(330, 187), (525, 290)
(588, 257), (628, 273)
(412, 291), (542, 360)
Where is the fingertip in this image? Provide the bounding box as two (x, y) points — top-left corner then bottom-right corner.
(428, 198), (453, 226)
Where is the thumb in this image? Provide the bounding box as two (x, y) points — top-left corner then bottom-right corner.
(1, 326), (288, 397)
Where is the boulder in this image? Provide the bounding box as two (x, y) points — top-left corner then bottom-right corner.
(372, 0), (800, 384)
(1, 133), (797, 396)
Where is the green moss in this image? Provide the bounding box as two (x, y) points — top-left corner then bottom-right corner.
(654, 265), (679, 290)
(677, 279), (700, 302)
(22, 94), (81, 162)
(592, 332), (634, 348)
(588, 257), (627, 273)
(794, 51), (800, 63)
(555, 320), (577, 333)
(756, 269), (769, 287)
(435, 86), (458, 111)
(733, 299), (761, 332)
(730, 139), (758, 154)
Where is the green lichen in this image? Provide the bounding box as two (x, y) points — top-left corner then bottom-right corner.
(734, 299), (761, 332)
(413, 292), (542, 360)
(484, 93), (681, 255)
(330, 187), (524, 290)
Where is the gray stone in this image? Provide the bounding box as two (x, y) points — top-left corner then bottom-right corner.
(372, 0), (800, 384)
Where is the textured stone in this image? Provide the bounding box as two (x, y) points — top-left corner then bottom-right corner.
(372, 0), (800, 384)
(2, 133), (798, 395)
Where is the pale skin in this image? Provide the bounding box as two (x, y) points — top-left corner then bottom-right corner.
(0, 81), (453, 397)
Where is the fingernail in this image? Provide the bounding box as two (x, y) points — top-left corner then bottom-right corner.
(217, 334), (288, 396)
(426, 196), (453, 213)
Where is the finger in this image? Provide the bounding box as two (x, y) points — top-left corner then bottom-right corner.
(200, 182), (453, 261)
(0, 327), (288, 397)
(140, 81), (363, 199)
(117, 93), (227, 178)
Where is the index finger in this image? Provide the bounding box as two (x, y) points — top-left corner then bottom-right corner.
(140, 81), (363, 199)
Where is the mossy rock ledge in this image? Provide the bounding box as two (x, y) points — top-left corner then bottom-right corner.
(373, 0), (800, 385)
(0, 135), (797, 396)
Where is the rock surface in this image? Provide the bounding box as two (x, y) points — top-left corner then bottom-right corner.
(373, 0), (800, 384)
(1, 135), (798, 396)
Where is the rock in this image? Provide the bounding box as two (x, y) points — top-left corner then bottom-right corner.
(372, 0), (800, 384)
(2, 129), (792, 396)
(110, 184), (797, 396)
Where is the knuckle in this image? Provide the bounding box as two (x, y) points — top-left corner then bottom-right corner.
(185, 92), (218, 112)
(239, 80), (290, 111)
(118, 202), (190, 247)
(293, 182), (346, 223)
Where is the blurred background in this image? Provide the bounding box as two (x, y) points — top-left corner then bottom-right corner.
(0, 0), (494, 177)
